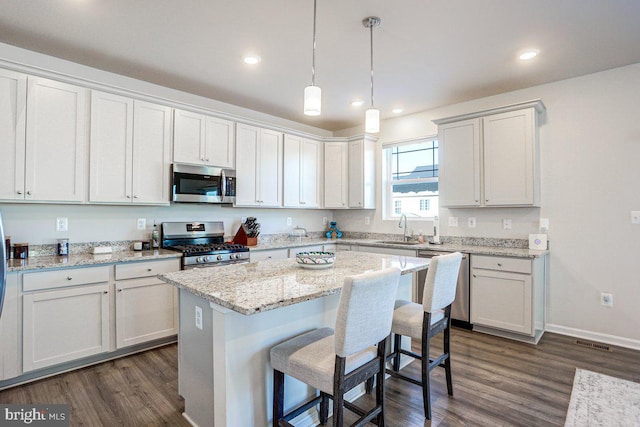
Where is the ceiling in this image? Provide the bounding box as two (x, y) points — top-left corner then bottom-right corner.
(1, 1), (639, 132)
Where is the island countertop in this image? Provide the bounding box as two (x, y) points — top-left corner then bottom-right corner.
(158, 251), (429, 315)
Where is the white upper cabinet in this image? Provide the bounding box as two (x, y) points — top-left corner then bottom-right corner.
(235, 123), (283, 207)
(438, 118), (482, 207)
(436, 100), (544, 207)
(0, 69), (27, 201)
(284, 134), (321, 208)
(348, 138), (376, 209)
(1, 76), (88, 202)
(90, 91), (171, 204)
(323, 141), (348, 208)
(173, 109), (235, 168)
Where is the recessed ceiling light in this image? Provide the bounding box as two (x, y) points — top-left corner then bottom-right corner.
(351, 100), (365, 107)
(392, 108), (404, 114)
(519, 50), (539, 60)
(243, 55), (261, 65)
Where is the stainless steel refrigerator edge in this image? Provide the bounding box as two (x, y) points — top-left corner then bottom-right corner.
(417, 250), (471, 328)
(0, 210), (6, 319)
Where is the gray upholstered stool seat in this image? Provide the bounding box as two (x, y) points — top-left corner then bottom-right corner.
(391, 300), (444, 339)
(270, 327), (377, 395)
(270, 267), (402, 427)
(386, 252), (463, 421)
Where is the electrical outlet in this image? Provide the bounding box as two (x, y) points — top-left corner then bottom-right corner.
(241, 217), (247, 223)
(323, 217), (328, 225)
(56, 217), (68, 232)
(365, 216), (370, 225)
(195, 306), (203, 330)
(601, 292), (613, 307)
(468, 217), (476, 228)
(631, 211), (640, 224)
(137, 218), (146, 230)
(540, 218), (549, 230)
(286, 217), (292, 226)
(502, 219), (512, 230)
(448, 217), (458, 227)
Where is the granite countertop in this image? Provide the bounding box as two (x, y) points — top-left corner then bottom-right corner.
(248, 237), (549, 258)
(158, 251), (429, 315)
(6, 249), (182, 272)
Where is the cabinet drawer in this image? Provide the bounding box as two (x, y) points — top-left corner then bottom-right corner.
(471, 255), (531, 274)
(115, 259), (180, 280)
(23, 266), (110, 292)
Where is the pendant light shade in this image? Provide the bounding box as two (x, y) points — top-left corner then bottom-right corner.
(365, 108), (380, 133)
(304, 85), (321, 116)
(363, 17), (381, 133)
(303, 0), (321, 116)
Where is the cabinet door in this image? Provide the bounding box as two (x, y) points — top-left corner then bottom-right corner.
(470, 269), (533, 335)
(301, 138), (321, 207)
(257, 128), (283, 207)
(23, 283), (110, 372)
(324, 142), (348, 208)
(0, 69), (27, 201)
(25, 77), (87, 202)
(205, 116), (235, 168)
(132, 100), (172, 204)
(483, 108), (536, 206)
(89, 91), (134, 203)
(438, 118), (481, 207)
(115, 277), (178, 348)
(235, 123), (259, 206)
(173, 109), (205, 165)
(348, 139), (364, 208)
(284, 134), (321, 208)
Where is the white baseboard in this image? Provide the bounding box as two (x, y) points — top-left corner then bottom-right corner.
(545, 324), (640, 351)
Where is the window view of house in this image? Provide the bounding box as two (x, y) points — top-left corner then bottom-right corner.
(385, 139), (439, 218)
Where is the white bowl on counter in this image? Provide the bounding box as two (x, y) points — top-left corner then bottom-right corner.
(295, 251), (335, 269)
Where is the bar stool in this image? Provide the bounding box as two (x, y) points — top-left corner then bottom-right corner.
(386, 252), (462, 420)
(270, 267), (402, 427)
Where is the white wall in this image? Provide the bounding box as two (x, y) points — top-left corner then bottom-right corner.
(0, 203), (331, 244)
(336, 63), (640, 348)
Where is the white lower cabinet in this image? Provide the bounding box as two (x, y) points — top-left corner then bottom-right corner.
(470, 255), (546, 343)
(114, 259), (179, 348)
(23, 281), (110, 372)
(250, 248), (289, 263)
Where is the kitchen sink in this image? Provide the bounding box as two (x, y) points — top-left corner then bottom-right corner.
(376, 240), (422, 245)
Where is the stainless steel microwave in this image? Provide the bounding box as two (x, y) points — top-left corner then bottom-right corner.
(171, 164), (236, 204)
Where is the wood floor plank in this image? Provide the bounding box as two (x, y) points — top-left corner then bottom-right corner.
(1, 329), (639, 426)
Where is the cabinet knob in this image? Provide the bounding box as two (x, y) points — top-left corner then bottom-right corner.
(66, 276), (73, 280)
(26, 191), (31, 195)
(147, 268), (152, 272)
(126, 195), (131, 199)
(205, 158), (210, 162)
(117, 288), (123, 292)
(17, 190), (23, 195)
(103, 290), (108, 294)
(473, 274), (476, 278)
(300, 201), (306, 204)
(497, 263), (502, 267)
(133, 195), (138, 199)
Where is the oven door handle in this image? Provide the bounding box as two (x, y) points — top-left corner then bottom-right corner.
(220, 170), (227, 203)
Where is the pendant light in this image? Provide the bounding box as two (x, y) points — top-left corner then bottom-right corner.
(304, 0), (321, 116)
(363, 16), (381, 133)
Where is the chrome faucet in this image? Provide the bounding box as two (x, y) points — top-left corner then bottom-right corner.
(398, 213), (409, 242)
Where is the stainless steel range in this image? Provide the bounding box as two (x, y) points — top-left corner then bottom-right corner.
(161, 221), (250, 269)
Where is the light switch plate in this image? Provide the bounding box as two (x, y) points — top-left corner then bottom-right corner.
(286, 217), (292, 226)
(364, 216), (370, 225)
(448, 217), (458, 227)
(56, 217), (68, 232)
(137, 218), (146, 230)
(468, 217), (476, 228)
(502, 219), (512, 230)
(631, 211), (640, 224)
(195, 306), (203, 330)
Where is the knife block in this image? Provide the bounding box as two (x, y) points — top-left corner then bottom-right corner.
(233, 225), (258, 246)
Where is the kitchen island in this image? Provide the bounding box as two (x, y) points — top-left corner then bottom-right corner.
(158, 251), (430, 427)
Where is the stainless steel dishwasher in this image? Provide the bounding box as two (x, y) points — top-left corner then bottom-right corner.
(416, 250), (471, 329)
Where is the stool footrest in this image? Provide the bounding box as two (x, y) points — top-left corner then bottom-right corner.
(282, 395), (322, 423)
(343, 401), (382, 427)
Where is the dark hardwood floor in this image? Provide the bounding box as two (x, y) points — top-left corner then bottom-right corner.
(1, 329), (639, 426)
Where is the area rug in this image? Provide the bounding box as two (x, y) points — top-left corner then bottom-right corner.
(565, 368), (640, 426)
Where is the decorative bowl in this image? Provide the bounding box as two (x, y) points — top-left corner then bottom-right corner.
(296, 251), (336, 269)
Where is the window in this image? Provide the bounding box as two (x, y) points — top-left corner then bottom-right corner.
(383, 138), (439, 219)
